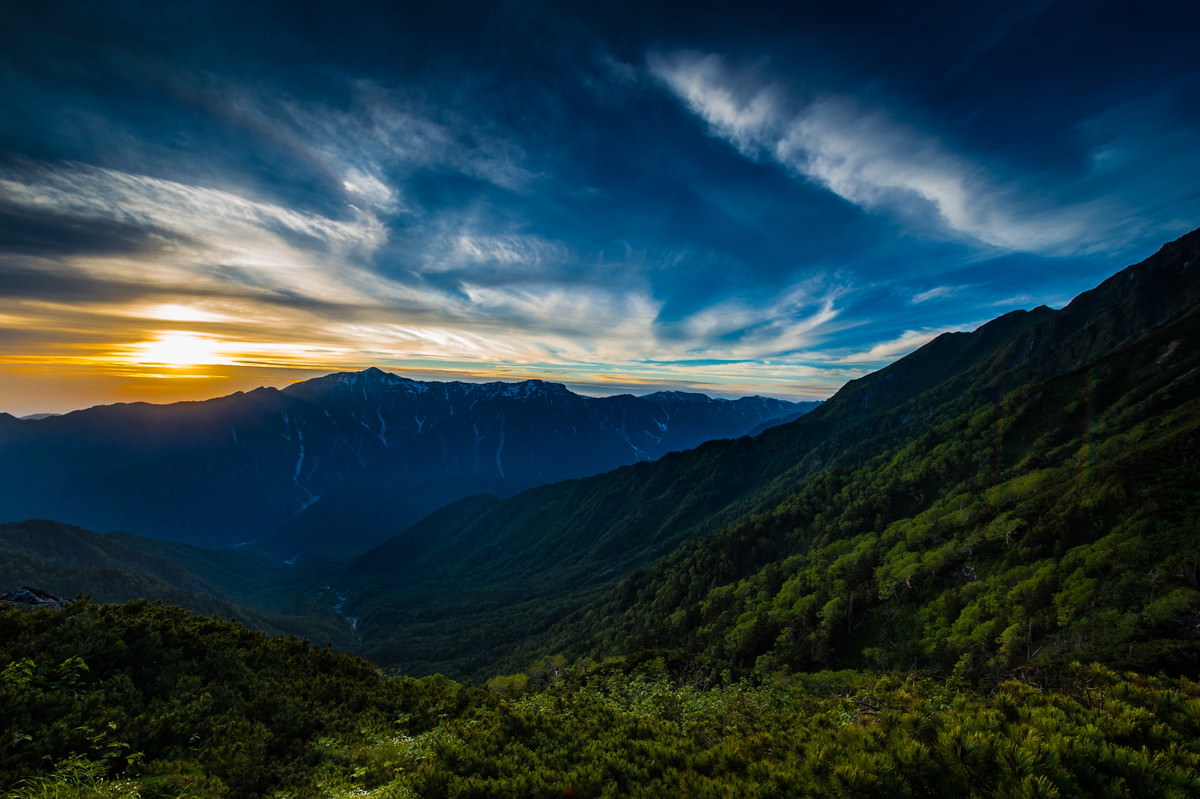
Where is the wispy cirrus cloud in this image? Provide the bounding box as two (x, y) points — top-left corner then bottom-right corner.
(824, 326), (969, 365)
(2, 157), (844, 403)
(648, 51), (1118, 255)
(0, 161), (389, 303)
(0, 151), (1012, 413)
(0, 69), (1068, 418)
(660, 276), (849, 361)
(153, 72), (537, 223)
(911, 285), (969, 304)
(269, 78), (536, 205)
(2, 151), (943, 411)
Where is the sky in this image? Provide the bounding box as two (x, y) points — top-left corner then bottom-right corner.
(1, 0), (1198, 416)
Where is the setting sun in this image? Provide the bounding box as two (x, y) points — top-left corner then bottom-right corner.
(130, 332), (230, 368)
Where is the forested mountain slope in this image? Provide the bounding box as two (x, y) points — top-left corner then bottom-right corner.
(531, 300), (1200, 681)
(343, 228), (1200, 678)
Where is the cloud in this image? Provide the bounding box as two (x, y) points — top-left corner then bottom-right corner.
(666, 278), (846, 360)
(459, 282), (661, 351)
(649, 51), (1113, 255)
(268, 78), (536, 203)
(817, 319), (988, 367)
(843, 328), (950, 363)
(820, 326), (950, 362)
(451, 234), (565, 267)
(0, 199), (185, 259)
(911, 285), (968, 304)
(384, 210), (586, 287)
(0, 160), (665, 391)
(4, 60), (1054, 414)
(0, 161), (464, 379)
(989, 293), (1036, 307)
(0, 161), (389, 303)
(341, 168), (400, 212)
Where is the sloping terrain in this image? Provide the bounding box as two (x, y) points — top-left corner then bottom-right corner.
(342, 228), (1200, 678)
(532, 301), (1200, 681)
(2, 230), (1196, 683)
(1, 231), (1199, 799)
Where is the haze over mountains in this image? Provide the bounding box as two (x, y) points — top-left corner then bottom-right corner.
(0, 374), (809, 554)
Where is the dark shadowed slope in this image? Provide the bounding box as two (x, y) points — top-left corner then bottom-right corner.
(0, 519), (353, 645)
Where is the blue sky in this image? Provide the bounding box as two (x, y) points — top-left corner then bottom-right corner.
(1, 0), (1198, 415)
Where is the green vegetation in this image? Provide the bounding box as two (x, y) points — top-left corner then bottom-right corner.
(0, 600), (478, 798)
(342, 233), (1200, 680)
(3, 603), (1199, 797)
(532, 305), (1200, 683)
(3, 231), (1200, 795)
(331, 662), (1200, 798)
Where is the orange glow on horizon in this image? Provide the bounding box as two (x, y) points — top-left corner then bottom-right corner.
(126, 332), (232, 368)
(0, 318), (835, 417)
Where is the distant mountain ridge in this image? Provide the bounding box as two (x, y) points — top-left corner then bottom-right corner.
(0, 372), (811, 552)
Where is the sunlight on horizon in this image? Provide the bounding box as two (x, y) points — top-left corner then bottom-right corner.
(126, 332), (233, 368)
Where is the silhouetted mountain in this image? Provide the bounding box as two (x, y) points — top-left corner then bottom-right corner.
(0, 374), (804, 553)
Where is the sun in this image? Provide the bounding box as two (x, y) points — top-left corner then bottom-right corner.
(131, 332), (230, 368)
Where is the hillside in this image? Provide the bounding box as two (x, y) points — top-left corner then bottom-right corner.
(533, 300), (1200, 681)
(341, 228), (1200, 678)
(1, 232), (1195, 683)
(1, 229), (1199, 797)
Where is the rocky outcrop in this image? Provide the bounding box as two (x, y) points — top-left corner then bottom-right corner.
(0, 586), (69, 608)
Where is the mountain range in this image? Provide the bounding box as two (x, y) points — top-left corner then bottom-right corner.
(0, 375), (809, 555)
(0, 227), (1197, 687)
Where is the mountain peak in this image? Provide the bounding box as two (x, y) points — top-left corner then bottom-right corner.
(352, 366), (405, 383)
(480, 379), (575, 401)
(284, 367), (421, 396)
(642, 390), (718, 405)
